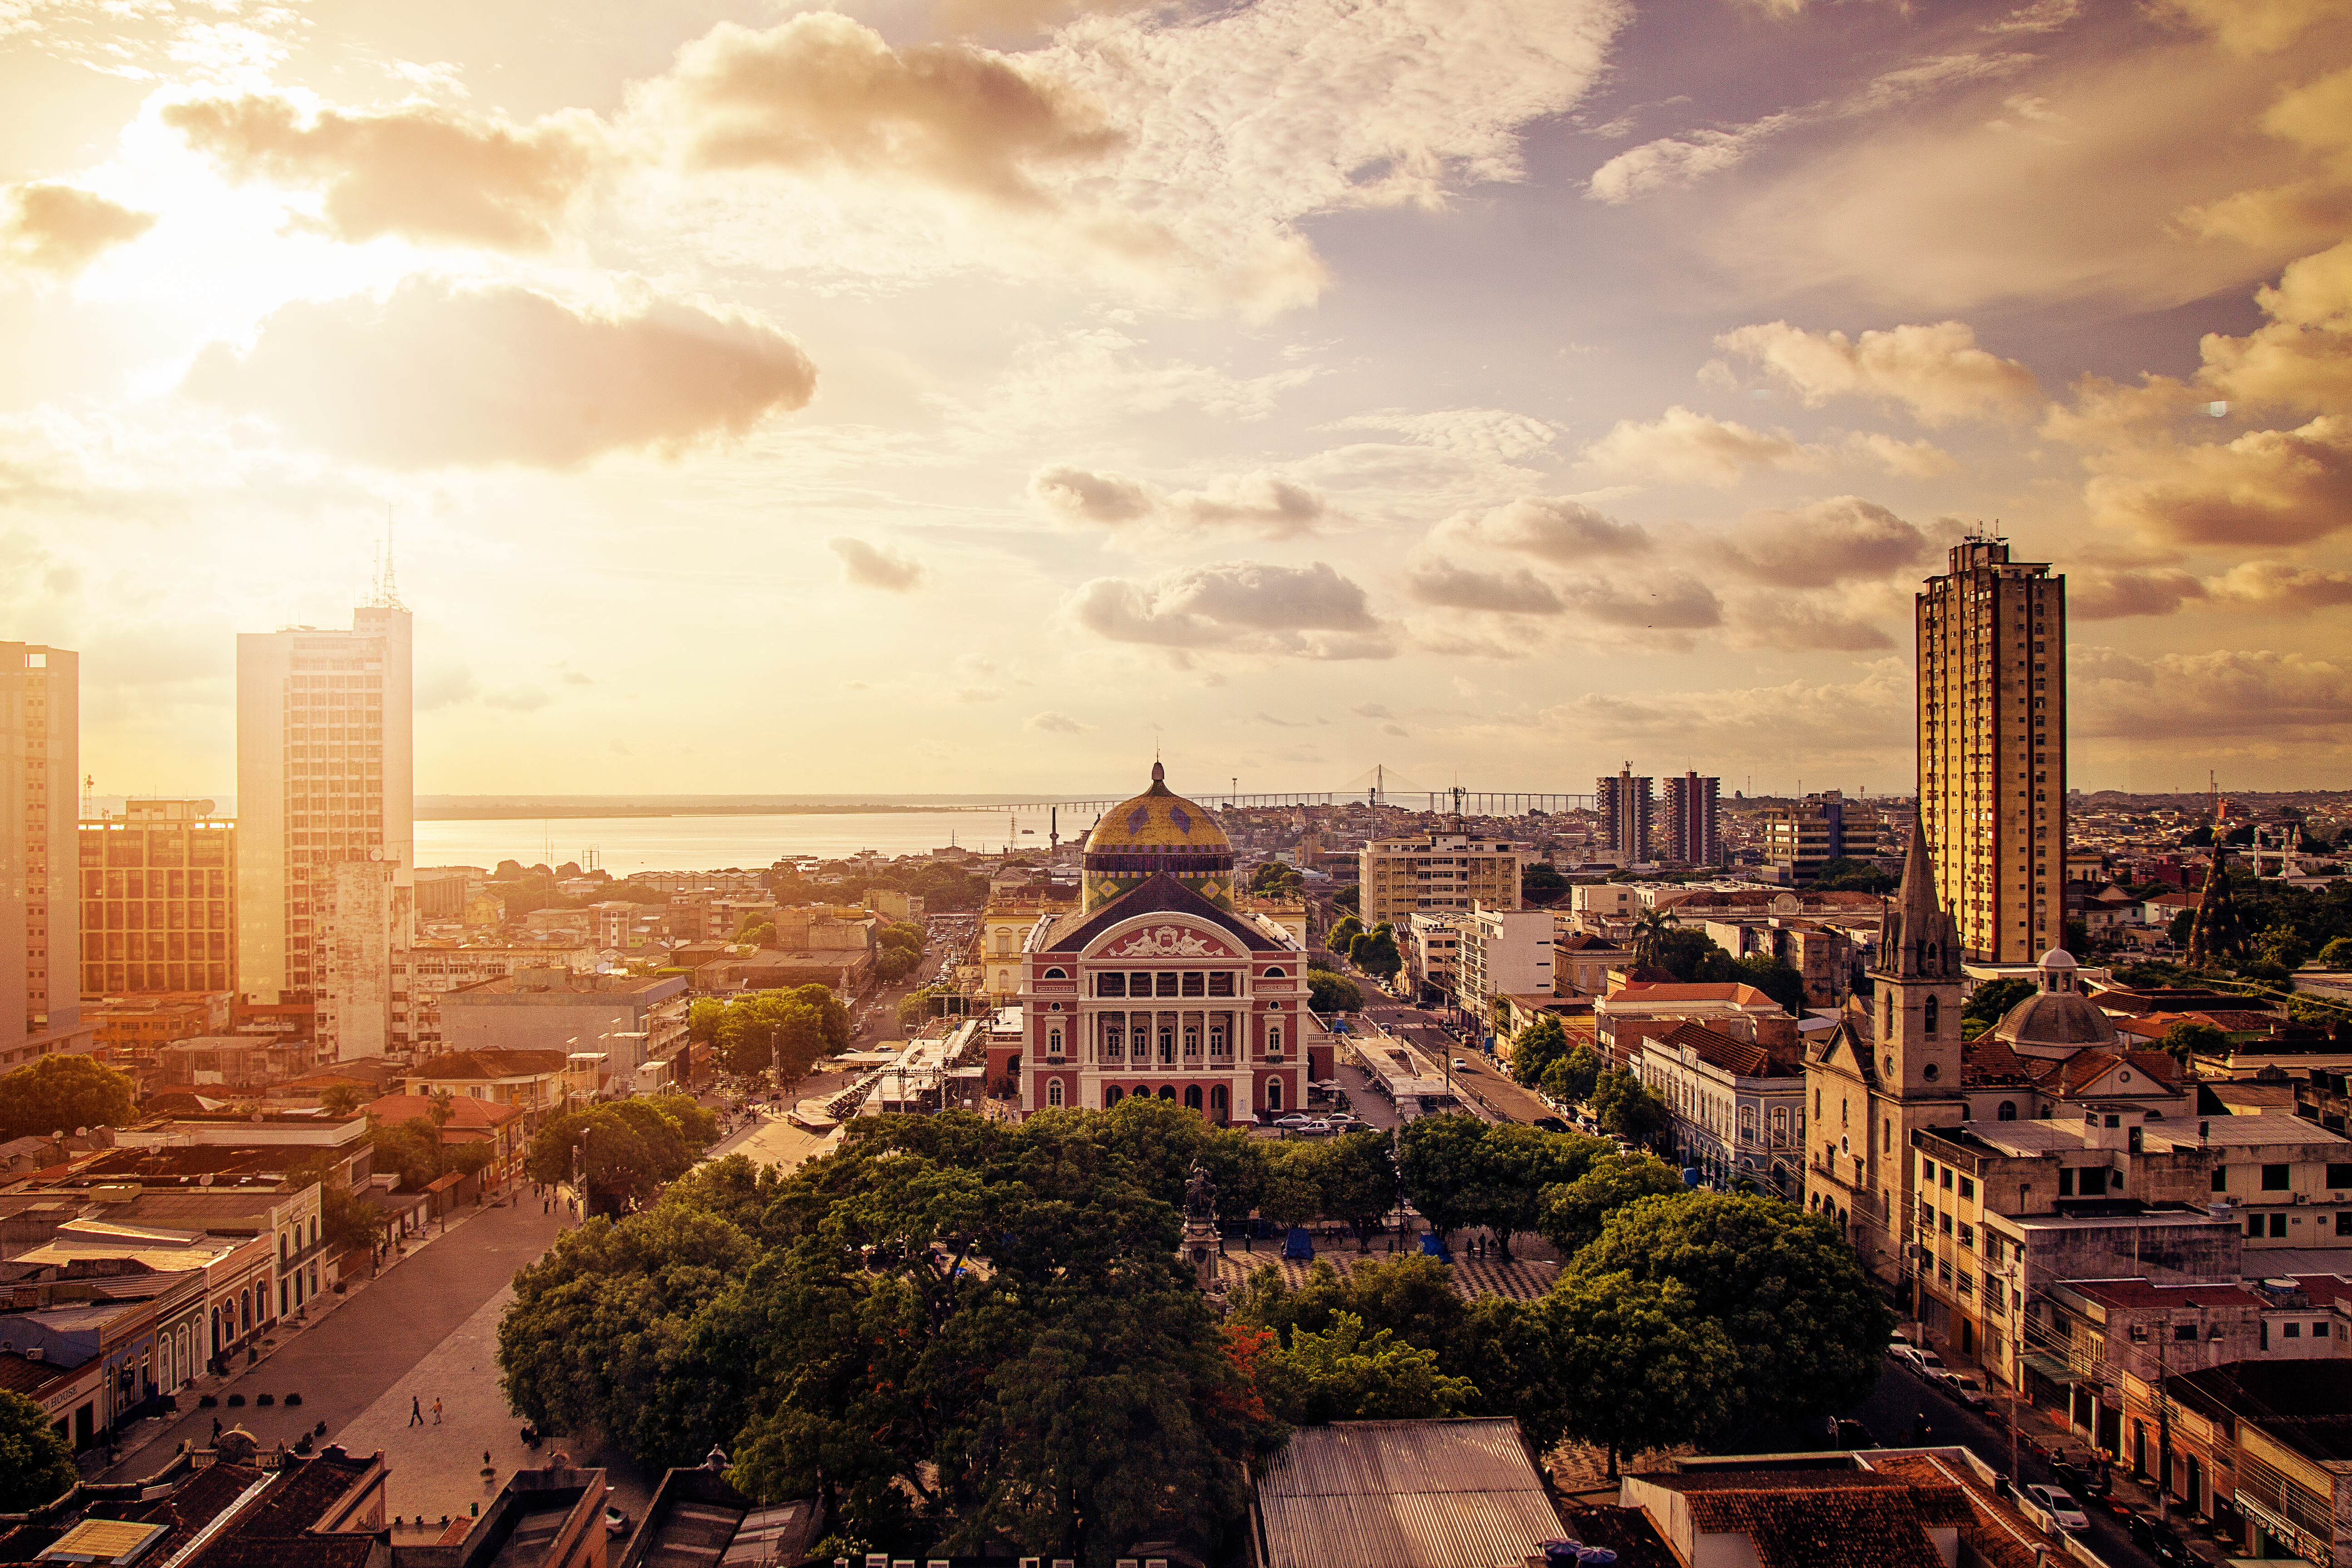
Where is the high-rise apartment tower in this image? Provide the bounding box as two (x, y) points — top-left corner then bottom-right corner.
(1595, 764), (1654, 860)
(1916, 539), (2065, 963)
(1661, 772), (1721, 865)
(236, 604), (413, 1003)
(78, 799), (237, 996)
(3, 643), (91, 1067)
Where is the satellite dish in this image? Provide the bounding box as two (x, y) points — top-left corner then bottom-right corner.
(370, 849), (384, 861)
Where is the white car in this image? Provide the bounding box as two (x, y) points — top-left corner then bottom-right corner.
(1273, 1113), (1315, 1128)
(1298, 1119), (1334, 1135)
(1891, 1345), (1945, 1375)
(1325, 1112), (1360, 1127)
(2022, 1484), (2088, 1534)
(1940, 1373), (1992, 1410)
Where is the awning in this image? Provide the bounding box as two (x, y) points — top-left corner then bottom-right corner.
(2022, 1352), (2082, 1386)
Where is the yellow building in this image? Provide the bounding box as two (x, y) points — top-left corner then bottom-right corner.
(78, 799), (238, 998)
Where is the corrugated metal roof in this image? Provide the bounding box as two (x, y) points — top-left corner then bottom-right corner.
(1257, 1419), (1563, 1568)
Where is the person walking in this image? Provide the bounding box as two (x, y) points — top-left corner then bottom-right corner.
(432, 1397), (443, 1425)
(409, 1396), (424, 1428)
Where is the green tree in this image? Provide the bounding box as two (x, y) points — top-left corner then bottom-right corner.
(688, 998), (726, 1044)
(1306, 967), (1363, 1014)
(1810, 856), (1896, 894)
(1256, 1312), (1478, 1426)
(2320, 936), (2352, 967)
(367, 1116), (451, 1191)
(1541, 1272), (1734, 1477)
(878, 921), (924, 955)
(524, 1097), (716, 1216)
(1349, 922), (1403, 981)
(1397, 1112), (1485, 1248)
(318, 1083), (364, 1117)
(1568, 1192), (1893, 1437)
(1547, 1044), (1602, 1105)
(898, 985), (971, 1029)
(0, 1388), (76, 1510)
(1731, 954), (1808, 1015)
(2160, 1020), (2227, 1068)
(2259, 924), (2312, 970)
(716, 993), (830, 1083)
(1520, 865), (1570, 905)
(1317, 1130), (1399, 1251)
(737, 920), (778, 949)
(1962, 976), (2038, 1035)
(1250, 862), (1305, 902)
(1629, 906), (1680, 967)
(1260, 1145), (1324, 1232)
(426, 1088), (456, 1128)
(1462, 1124), (1604, 1259)
(875, 948), (918, 985)
(0, 1054), (136, 1141)
(1536, 1153), (1687, 1257)
(1590, 1069), (1670, 1148)
(319, 1180), (384, 1254)
(1332, 885), (1360, 915)
(1328, 914), (1365, 953)
(1509, 1015), (1571, 1090)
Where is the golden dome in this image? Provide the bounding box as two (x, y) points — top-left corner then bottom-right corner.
(1085, 763), (1232, 852)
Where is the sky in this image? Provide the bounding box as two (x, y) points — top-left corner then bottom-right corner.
(4, 0), (2349, 801)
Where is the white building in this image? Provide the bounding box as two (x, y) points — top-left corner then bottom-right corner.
(1404, 912), (1462, 1003)
(1568, 882), (1644, 935)
(1634, 1019), (1807, 1196)
(1357, 833), (1524, 927)
(1456, 903), (1555, 1021)
(235, 602), (412, 1004)
(1, 642), (90, 1066)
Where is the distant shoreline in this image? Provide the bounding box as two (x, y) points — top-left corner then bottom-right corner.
(415, 804), (981, 820)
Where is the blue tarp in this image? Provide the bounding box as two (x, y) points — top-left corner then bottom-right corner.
(1283, 1226), (1315, 1260)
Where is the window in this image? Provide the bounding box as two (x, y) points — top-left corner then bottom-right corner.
(1998, 1101), (2017, 1121)
(1043, 967), (1068, 980)
(1958, 1222), (1975, 1249)
(1156, 972), (1180, 998)
(2263, 1164), (2292, 1191)
(1921, 1158), (1936, 1183)
(1940, 1166), (1953, 1191)
(1264, 966), (1287, 979)
(1924, 995), (1940, 1035)
(2174, 1323), (2198, 1342)
(2286, 1322), (2303, 1339)
(2274, 1213), (2289, 1237)
(1960, 1176), (1975, 1200)
(1269, 1025), (1284, 1054)
(2213, 1166), (2230, 1193)
(2059, 1168), (2075, 1197)
(1131, 972), (1152, 995)
(1267, 1078), (1282, 1111)
(2328, 1164), (2352, 1189)
(1940, 1211), (1953, 1235)
(1046, 1079), (1063, 1108)
(1207, 972), (1235, 997)
(1104, 1086), (1123, 1107)
(1181, 971), (1205, 997)
(2337, 1212), (2352, 1237)
(1048, 1028), (1062, 1056)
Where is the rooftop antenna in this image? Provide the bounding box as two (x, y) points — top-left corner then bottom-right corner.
(372, 505), (406, 610)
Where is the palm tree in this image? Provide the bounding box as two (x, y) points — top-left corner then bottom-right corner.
(1630, 906), (1680, 969)
(426, 1088), (456, 1128)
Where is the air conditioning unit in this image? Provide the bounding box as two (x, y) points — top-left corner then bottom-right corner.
(2297, 1193), (2311, 1205)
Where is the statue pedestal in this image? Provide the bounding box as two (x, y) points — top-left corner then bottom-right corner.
(1184, 1218), (1219, 1291)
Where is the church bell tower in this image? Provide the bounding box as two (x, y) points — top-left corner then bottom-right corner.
(1874, 817), (1965, 1098)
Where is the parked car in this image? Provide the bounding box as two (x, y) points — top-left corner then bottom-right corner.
(1450, 1058), (1472, 1072)
(1326, 1112), (1361, 1127)
(1532, 1116), (1568, 1132)
(603, 1508), (631, 1539)
(2127, 1513), (2184, 1555)
(2023, 1485), (2088, 1534)
(1890, 1345), (1946, 1375)
(1298, 1119), (1335, 1134)
(1274, 1113), (1315, 1128)
(1940, 1373), (1992, 1410)
(2051, 1456), (2111, 1499)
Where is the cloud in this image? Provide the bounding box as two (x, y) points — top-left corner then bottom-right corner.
(1843, 431), (1960, 476)
(2072, 567), (2209, 620)
(1543, 659), (1912, 766)
(646, 13), (1123, 208)
(2150, 0), (2342, 55)
(1579, 406), (1812, 485)
(1724, 595), (1895, 652)
(1555, 573), (1722, 632)
(1716, 319), (2040, 424)
(1063, 559), (1393, 659)
(162, 94), (602, 250)
(3, 184), (156, 274)
(2209, 559), (2352, 610)
(1024, 710), (1087, 732)
(1436, 495), (1651, 560)
(1029, 464), (1331, 537)
(484, 683), (552, 712)
(1350, 702), (1395, 720)
(182, 278), (817, 469)
(1402, 557), (1563, 615)
(1380, 721), (1409, 737)
(1707, 497), (1936, 588)
(2084, 413), (2352, 547)
(2073, 645), (2352, 743)
(415, 660), (482, 711)
(829, 536), (925, 592)
(2197, 240), (2352, 415)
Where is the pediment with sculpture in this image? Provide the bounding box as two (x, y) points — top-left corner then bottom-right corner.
(1097, 922), (1238, 960)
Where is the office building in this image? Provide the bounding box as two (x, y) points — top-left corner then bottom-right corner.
(1660, 771), (1720, 865)
(235, 603), (413, 1003)
(1456, 902), (1555, 1022)
(1594, 764), (1653, 860)
(1357, 832), (1525, 926)
(78, 799), (236, 998)
(1917, 537), (2067, 963)
(3, 642), (91, 1067)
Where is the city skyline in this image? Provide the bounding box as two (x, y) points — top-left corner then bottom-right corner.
(3, 0), (2348, 797)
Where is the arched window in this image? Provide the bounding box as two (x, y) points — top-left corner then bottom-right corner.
(1105, 1086), (1123, 1107)
(1103, 1022), (1123, 1059)
(1046, 1079), (1063, 1107)
(1048, 1028), (1063, 1055)
(1185, 1085), (1203, 1110)
(995, 932), (1011, 956)
(1044, 967), (1067, 979)
(1183, 1025), (1200, 1056)
(1267, 1078), (1283, 1111)
(1159, 1085), (1176, 1101)
(1998, 1101), (2018, 1121)
(1264, 967), (1287, 978)
(1269, 1026), (1284, 1054)
(1211, 1085), (1229, 1115)
(1924, 995), (1940, 1035)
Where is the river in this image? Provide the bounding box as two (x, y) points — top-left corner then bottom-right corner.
(412, 808), (1084, 872)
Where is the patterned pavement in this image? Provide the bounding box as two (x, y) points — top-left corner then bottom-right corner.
(1206, 1245), (1561, 1303)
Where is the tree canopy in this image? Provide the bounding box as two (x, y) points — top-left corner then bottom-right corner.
(1536, 1152), (1687, 1256)
(1508, 1015), (1572, 1091)
(1566, 1192), (1892, 1437)
(710, 986), (850, 1081)
(0, 1054), (135, 1140)
(523, 1095), (719, 1216)
(1349, 922), (1403, 980)
(1963, 977), (2037, 1033)
(1810, 856), (1896, 894)
(1306, 968), (1363, 1014)
(0, 1389), (76, 1510)
(1254, 1313), (1476, 1426)
(1539, 1273), (1733, 1477)
(1520, 865), (1571, 905)
(1589, 1069), (1670, 1148)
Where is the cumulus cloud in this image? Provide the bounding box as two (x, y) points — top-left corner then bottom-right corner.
(1403, 558), (1563, 614)
(2073, 645), (2352, 743)
(1579, 406), (1813, 485)
(485, 683), (552, 713)
(3, 184), (156, 274)
(2072, 567), (2209, 620)
(1351, 702), (1395, 720)
(2151, 0), (2342, 56)
(1708, 497), (1937, 587)
(1543, 659), (1911, 765)
(162, 94), (602, 250)
(182, 278), (816, 469)
(2198, 240), (2352, 415)
(1063, 559), (1393, 659)
(1554, 573), (1723, 632)
(1724, 595), (1896, 652)
(1436, 495), (1651, 560)
(1025, 710), (1087, 732)
(646, 13), (1123, 207)
(2209, 559), (2352, 610)
(1029, 464), (1330, 537)
(1717, 319), (2040, 424)
(2084, 413), (2352, 547)
(829, 536), (925, 592)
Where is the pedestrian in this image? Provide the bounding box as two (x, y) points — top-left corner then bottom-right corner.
(409, 1396), (424, 1428)
(213, 1416), (223, 1441)
(433, 1396), (443, 1425)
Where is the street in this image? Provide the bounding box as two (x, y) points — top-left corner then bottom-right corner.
(1349, 989), (1560, 1125)
(1852, 1356), (2173, 1568)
